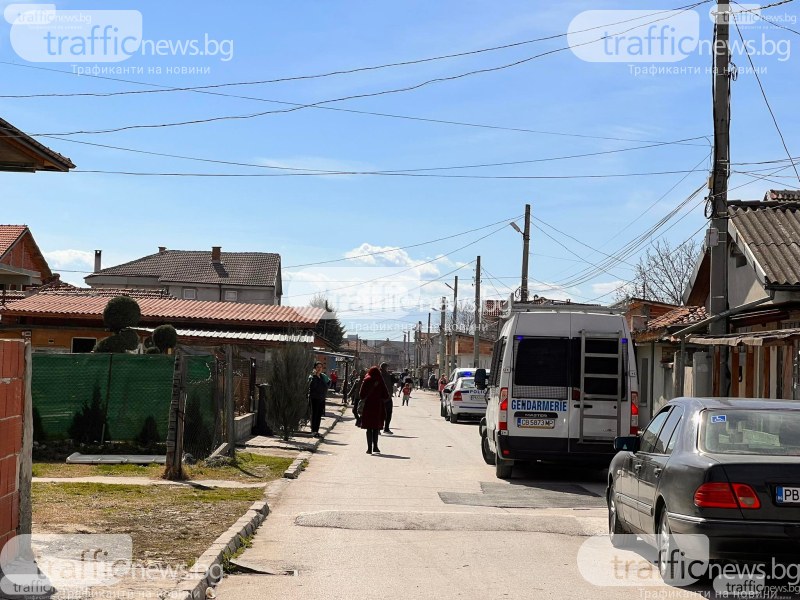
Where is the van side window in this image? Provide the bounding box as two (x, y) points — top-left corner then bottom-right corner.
(489, 338), (505, 386)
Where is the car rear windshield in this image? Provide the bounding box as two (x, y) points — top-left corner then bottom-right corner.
(701, 409), (800, 455)
(459, 378), (476, 389)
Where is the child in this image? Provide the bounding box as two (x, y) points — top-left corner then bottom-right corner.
(401, 383), (411, 406)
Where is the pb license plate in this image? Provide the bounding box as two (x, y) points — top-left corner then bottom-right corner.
(517, 418), (555, 429)
(776, 486), (800, 504)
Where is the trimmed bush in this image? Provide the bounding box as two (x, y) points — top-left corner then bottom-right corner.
(103, 296), (141, 333)
(117, 328), (140, 351)
(153, 324), (178, 353)
(144, 347), (161, 355)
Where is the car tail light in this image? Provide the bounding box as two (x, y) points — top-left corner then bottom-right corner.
(453, 391), (462, 402)
(694, 482), (761, 509)
(732, 483), (761, 509)
(499, 387), (508, 431)
(572, 388), (581, 401)
(630, 396), (639, 435)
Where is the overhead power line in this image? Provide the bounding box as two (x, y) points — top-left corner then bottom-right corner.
(37, 134), (709, 175)
(0, 3), (711, 100)
(732, 10), (800, 182)
(68, 167), (711, 180)
(28, 2), (711, 137)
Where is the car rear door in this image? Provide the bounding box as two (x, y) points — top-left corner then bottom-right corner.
(636, 406), (684, 533)
(629, 407), (672, 531)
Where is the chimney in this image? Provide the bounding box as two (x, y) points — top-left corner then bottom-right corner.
(211, 246), (221, 263)
(94, 250), (102, 273)
(158, 246), (166, 253)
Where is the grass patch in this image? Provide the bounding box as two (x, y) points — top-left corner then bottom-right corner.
(32, 482), (263, 566)
(32, 452), (293, 483)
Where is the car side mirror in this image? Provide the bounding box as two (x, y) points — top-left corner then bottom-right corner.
(614, 436), (641, 453)
(474, 368), (487, 390)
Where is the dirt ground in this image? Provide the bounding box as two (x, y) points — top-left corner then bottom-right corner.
(32, 482), (264, 566)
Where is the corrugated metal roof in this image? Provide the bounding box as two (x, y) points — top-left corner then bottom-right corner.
(687, 327), (800, 347)
(85, 249), (280, 287)
(730, 203), (800, 287)
(136, 327), (314, 344)
(1, 293), (324, 327)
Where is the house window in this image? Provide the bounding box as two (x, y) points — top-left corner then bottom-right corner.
(183, 288), (197, 300)
(71, 337), (97, 353)
(224, 290), (238, 302)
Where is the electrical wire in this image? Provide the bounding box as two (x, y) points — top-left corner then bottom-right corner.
(732, 10), (800, 182)
(67, 167), (712, 179)
(0, 3), (714, 100)
(36, 134), (709, 175)
(28, 2), (711, 137)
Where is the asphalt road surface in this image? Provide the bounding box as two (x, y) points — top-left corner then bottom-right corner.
(214, 389), (725, 600)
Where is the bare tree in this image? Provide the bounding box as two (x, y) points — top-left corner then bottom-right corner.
(449, 301), (476, 333)
(310, 293), (345, 350)
(617, 239), (700, 305)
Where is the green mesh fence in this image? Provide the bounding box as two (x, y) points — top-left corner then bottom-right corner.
(32, 353), (218, 455)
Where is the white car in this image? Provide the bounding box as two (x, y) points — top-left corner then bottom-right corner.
(445, 377), (487, 424)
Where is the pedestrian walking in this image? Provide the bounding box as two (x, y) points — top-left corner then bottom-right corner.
(358, 366), (387, 454)
(331, 370), (339, 393)
(308, 362), (329, 438)
(379, 362), (395, 434)
(428, 374), (437, 389)
(401, 382), (411, 406)
(438, 374), (447, 400)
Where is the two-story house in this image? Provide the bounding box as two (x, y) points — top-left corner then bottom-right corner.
(85, 246), (282, 305)
(0, 225), (53, 293)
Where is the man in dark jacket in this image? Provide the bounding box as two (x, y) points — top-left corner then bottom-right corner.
(308, 362), (329, 438)
(379, 362), (394, 434)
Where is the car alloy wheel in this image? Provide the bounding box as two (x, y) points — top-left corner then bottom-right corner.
(657, 509), (683, 585)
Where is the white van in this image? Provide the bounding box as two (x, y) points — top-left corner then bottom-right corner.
(477, 303), (639, 479)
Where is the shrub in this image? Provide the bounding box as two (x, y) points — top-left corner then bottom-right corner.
(117, 328), (140, 351)
(93, 329), (139, 353)
(266, 343), (313, 441)
(103, 296), (141, 333)
(144, 347), (161, 355)
(136, 415), (160, 446)
(153, 324), (178, 353)
(68, 383), (109, 444)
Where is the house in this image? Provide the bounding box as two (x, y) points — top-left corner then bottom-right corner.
(631, 303), (707, 419)
(0, 225), (53, 292)
(677, 190), (800, 400)
(0, 117), (75, 173)
(85, 246), (282, 305)
(0, 289), (322, 356)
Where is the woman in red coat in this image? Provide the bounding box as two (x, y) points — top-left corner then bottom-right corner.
(358, 366), (387, 454)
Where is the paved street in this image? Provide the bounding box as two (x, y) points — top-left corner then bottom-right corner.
(215, 389), (712, 600)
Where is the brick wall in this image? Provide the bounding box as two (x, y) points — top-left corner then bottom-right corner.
(0, 340), (24, 558)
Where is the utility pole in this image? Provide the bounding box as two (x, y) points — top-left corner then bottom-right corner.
(439, 296), (446, 377)
(708, 0), (732, 396)
(474, 256), (481, 368)
(450, 276), (458, 373)
(521, 204), (531, 302)
(427, 312), (431, 379)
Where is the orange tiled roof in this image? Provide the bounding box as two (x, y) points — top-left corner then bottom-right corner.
(0, 225), (27, 257)
(634, 306), (708, 343)
(1, 292), (324, 327)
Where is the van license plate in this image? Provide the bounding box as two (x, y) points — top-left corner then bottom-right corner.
(776, 486), (800, 504)
(518, 418), (555, 429)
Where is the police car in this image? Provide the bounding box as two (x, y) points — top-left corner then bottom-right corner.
(444, 377), (487, 424)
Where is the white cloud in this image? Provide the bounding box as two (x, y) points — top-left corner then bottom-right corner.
(590, 280), (626, 297)
(43, 249), (94, 269)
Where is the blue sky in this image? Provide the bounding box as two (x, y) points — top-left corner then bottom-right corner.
(1, 0), (798, 340)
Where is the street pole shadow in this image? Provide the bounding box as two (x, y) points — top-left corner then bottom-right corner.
(372, 454), (410, 460)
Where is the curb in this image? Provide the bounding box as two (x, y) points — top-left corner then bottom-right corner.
(170, 405), (346, 598)
(169, 496), (270, 599)
(282, 404), (346, 479)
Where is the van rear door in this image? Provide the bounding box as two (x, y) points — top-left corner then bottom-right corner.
(571, 330), (625, 443)
(509, 336), (570, 440)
